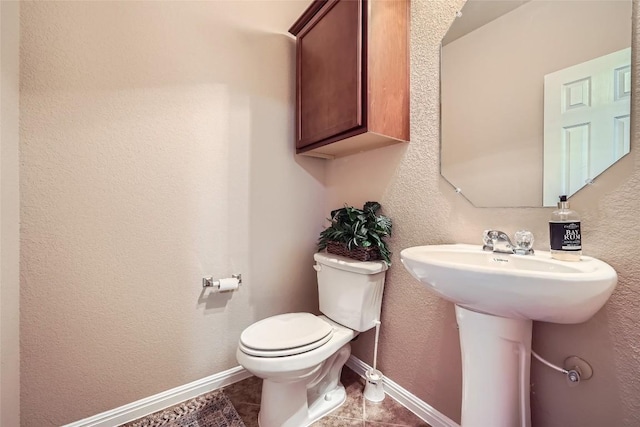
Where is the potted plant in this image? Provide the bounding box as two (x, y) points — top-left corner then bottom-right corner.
(317, 201), (392, 264)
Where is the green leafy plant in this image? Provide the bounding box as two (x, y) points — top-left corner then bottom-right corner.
(317, 201), (392, 264)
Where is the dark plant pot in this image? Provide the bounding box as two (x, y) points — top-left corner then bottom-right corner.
(326, 241), (381, 262)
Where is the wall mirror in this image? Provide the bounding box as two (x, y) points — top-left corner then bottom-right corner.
(440, 0), (632, 207)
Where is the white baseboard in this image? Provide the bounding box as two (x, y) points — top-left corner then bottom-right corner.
(63, 366), (252, 427)
(63, 355), (458, 427)
(346, 356), (460, 427)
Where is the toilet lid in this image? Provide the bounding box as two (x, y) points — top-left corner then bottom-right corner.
(240, 313), (333, 355)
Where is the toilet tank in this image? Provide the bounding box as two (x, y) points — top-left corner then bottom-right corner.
(313, 252), (388, 332)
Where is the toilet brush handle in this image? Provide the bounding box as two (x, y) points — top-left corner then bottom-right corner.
(372, 320), (381, 371)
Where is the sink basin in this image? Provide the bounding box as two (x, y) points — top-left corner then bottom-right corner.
(400, 244), (617, 323)
(401, 243), (618, 426)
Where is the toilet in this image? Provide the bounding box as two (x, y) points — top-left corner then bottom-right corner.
(236, 252), (388, 427)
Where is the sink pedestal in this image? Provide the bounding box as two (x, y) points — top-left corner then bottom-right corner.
(456, 306), (532, 427)
(401, 244), (617, 427)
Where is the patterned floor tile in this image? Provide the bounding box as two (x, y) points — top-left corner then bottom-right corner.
(223, 375), (262, 405)
(364, 396), (431, 426)
(227, 367), (432, 427)
(231, 402), (259, 427)
(311, 416), (365, 426)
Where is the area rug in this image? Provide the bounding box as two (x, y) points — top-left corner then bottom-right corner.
(122, 390), (246, 427)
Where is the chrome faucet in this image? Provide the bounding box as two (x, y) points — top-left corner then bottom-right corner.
(483, 230), (515, 253)
(483, 230), (534, 255)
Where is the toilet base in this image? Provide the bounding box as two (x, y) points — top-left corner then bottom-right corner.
(257, 343), (351, 427)
(258, 381), (346, 427)
(308, 384), (346, 424)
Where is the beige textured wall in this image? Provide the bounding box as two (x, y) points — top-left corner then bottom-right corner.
(19, 1), (325, 425)
(328, 0), (640, 425)
(441, 0), (631, 207)
(18, 0), (640, 426)
(1, 1), (21, 425)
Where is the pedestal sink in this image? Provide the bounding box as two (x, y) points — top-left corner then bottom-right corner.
(400, 244), (617, 427)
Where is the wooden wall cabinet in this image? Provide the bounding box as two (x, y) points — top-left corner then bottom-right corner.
(289, 0), (410, 159)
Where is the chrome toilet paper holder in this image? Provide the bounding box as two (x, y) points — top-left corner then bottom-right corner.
(202, 274), (242, 289)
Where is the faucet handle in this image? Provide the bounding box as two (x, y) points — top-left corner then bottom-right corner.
(482, 229), (495, 251)
(514, 230), (534, 255)
(483, 229), (511, 251)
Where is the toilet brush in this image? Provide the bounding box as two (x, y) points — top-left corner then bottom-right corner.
(363, 320), (385, 402)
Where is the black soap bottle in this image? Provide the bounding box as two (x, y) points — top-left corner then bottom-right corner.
(549, 195), (581, 261)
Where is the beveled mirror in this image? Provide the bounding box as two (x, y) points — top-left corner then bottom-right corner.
(440, 0), (632, 207)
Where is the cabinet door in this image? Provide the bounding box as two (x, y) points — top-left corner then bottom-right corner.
(296, 0), (364, 149)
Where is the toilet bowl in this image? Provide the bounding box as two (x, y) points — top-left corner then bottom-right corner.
(237, 314), (355, 427)
(236, 253), (388, 427)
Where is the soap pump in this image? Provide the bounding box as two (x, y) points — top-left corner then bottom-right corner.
(549, 195), (581, 261)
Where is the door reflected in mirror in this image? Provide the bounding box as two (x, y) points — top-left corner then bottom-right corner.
(440, 0), (632, 207)
(543, 48), (631, 206)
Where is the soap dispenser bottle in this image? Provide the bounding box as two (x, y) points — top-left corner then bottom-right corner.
(549, 195), (581, 261)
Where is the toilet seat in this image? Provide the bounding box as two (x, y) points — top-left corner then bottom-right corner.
(239, 312), (334, 357)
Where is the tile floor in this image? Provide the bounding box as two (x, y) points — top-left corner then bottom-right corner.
(222, 367), (432, 427)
